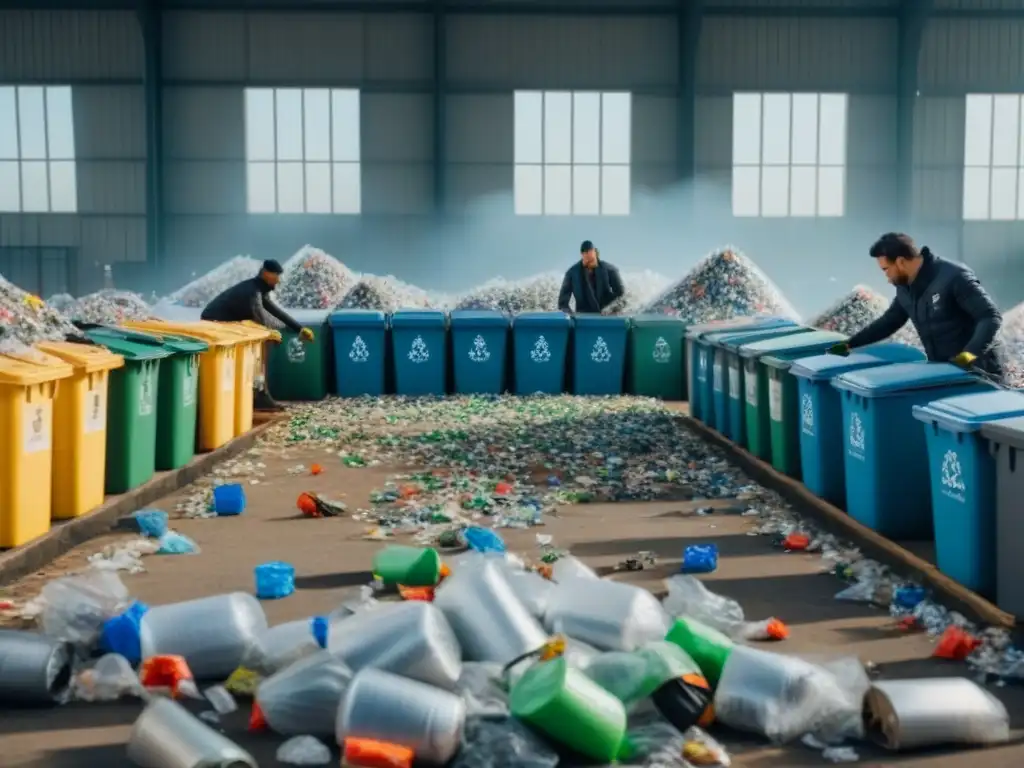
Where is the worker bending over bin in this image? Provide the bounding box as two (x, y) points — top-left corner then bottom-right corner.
(828, 233), (1005, 380)
(558, 240), (625, 315)
(201, 259), (315, 411)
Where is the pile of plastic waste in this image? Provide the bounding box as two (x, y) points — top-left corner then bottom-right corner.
(0, 274), (79, 345)
(335, 274), (434, 313)
(998, 303), (1024, 389)
(168, 255), (262, 308)
(454, 273), (564, 313)
(640, 248), (800, 322)
(276, 246), (358, 310)
(59, 290), (155, 326)
(810, 285), (923, 349)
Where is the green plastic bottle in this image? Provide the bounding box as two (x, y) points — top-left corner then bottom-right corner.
(371, 545), (441, 586)
(664, 617), (734, 686)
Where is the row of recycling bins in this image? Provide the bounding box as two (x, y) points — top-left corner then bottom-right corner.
(685, 315), (1024, 614)
(265, 310), (693, 400)
(0, 320), (275, 550)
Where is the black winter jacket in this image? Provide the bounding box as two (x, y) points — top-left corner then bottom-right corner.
(557, 261), (625, 314)
(200, 276), (302, 332)
(848, 251), (1004, 377)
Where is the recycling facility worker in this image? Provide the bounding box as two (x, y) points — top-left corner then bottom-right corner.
(557, 240), (626, 314)
(828, 233), (1005, 380)
(201, 258), (315, 412)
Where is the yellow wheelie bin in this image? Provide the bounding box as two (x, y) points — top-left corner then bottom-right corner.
(36, 342), (125, 519)
(208, 321), (273, 435)
(122, 320), (241, 451)
(0, 351), (73, 547)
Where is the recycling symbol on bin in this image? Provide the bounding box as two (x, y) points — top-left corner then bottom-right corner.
(530, 336), (551, 363)
(940, 450), (966, 493)
(590, 336), (611, 363)
(652, 337), (671, 364)
(408, 335), (430, 364)
(468, 335), (491, 363)
(848, 413), (866, 451)
(800, 394), (814, 432)
(349, 335), (370, 363)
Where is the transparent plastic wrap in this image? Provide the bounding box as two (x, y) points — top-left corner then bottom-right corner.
(246, 618), (322, 675)
(456, 662), (509, 718)
(39, 571), (130, 648)
(584, 641), (697, 711)
(504, 570), (555, 620)
(328, 585), (379, 620)
(72, 653), (145, 702)
(662, 575), (784, 642)
(451, 717), (559, 768)
(257, 650), (353, 738)
(276, 735), (332, 766)
(544, 577), (671, 652)
(713, 646), (867, 744)
(551, 555), (598, 581)
(620, 716), (730, 767)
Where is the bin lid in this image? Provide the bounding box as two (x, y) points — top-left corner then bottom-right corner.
(114, 328), (208, 354)
(122, 320), (240, 347)
(706, 325), (809, 351)
(685, 316), (795, 341)
(328, 309), (387, 328)
(0, 350), (74, 384)
(980, 416), (1024, 449)
(831, 362), (981, 398)
(573, 314), (630, 329)
(738, 330), (846, 360)
(630, 314), (685, 330)
(449, 310), (511, 328)
(390, 309), (448, 329)
(84, 329), (173, 361)
(231, 320), (275, 342)
(514, 311), (572, 329)
(789, 343), (926, 382)
(36, 341), (125, 373)
(911, 390), (1024, 434)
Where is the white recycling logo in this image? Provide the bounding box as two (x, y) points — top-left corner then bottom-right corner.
(408, 335), (430, 364)
(652, 337), (671, 364)
(590, 336), (612, 363)
(530, 335), (551, 363)
(800, 393), (814, 431)
(348, 335), (369, 363)
(286, 337), (306, 363)
(849, 413), (866, 451)
(940, 449), (966, 492)
(468, 335), (491, 363)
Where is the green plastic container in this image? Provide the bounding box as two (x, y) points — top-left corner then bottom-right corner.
(510, 656), (627, 762)
(147, 333), (207, 470)
(267, 312), (329, 401)
(738, 330), (847, 462)
(763, 354), (816, 479)
(371, 545), (441, 586)
(83, 329), (172, 494)
(664, 617), (734, 686)
(628, 315), (686, 400)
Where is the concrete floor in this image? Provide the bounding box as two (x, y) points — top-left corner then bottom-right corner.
(2, 449), (1023, 767)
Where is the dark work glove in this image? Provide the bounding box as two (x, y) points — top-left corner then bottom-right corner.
(827, 343), (851, 357)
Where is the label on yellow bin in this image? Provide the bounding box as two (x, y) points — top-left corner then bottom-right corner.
(242, 346), (255, 388)
(24, 401), (52, 454)
(84, 385), (106, 434)
(223, 356), (235, 392)
(768, 376), (783, 422)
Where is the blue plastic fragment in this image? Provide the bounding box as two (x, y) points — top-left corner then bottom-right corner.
(311, 615), (329, 649)
(893, 585), (927, 610)
(462, 526), (507, 554)
(132, 509), (168, 538)
(213, 483), (246, 516)
(99, 600), (150, 665)
(680, 544), (719, 574)
(255, 561), (296, 600)
(156, 531), (199, 554)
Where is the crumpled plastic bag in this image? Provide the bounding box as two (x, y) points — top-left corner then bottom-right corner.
(456, 662), (508, 718)
(620, 716), (731, 767)
(72, 653), (146, 702)
(545, 576), (671, 652)
(451, 717), (559, 768)
(276, 735), (332, 766)
(40, 571), (130, 647)
(244, 618), (322, 675)
(585, 641), (698, 712)
(662, 575), (786, 641)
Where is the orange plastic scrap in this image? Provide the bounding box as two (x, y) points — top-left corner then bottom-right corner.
(782, 533), (810, 551)
(139, 655), (194, 698)
(439, 563), (451, 580)
(397, 585), (435, 602)
(342, 738), (414, 768)
(764, 618), (790, 641)
(933, 625), (981, 660)
(248, 700), (268, 732)
(297, 491), (344, 518)
(310, 463), (324, 475)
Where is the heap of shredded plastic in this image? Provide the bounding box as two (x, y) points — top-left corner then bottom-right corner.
(0, 274), (78, 345)
(811, 285), (923, 349)
(63, 290), (155, 326)
(454, 273), (563, 313)
(605, 270), (673, 315)
(998, 303), (1024, 388)
(46, 293), (75, 314)
(168, 256), (261, 308)
(335, 274), (432, 313)
(640, 247), (800, 323)
(276, 246), (357, 310)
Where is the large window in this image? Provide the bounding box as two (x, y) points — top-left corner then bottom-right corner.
(963, 94), (1024, 221)
(513, 90), (631, 216)
(732, 92), (847, 218)
(244, 88), (361, 214)
(0, 86), (77, 213)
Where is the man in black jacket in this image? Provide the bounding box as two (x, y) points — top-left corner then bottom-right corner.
(829, 233), (1004, 379)
(557, 241), (626, 314)
(201, 259), (315, 411)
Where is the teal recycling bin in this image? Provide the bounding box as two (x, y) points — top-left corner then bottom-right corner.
(705, 325), (810, 439)
(912, 390), (1024, 596)
(685, 316), (796, 424)
(789, 343), (925, 508)
(513, 312), (572, 395)
(832, 362), (993, 539)
(390, 309), (448, 397)
(572, 315), (630, 396)
(329, 310), (388, 397)
(450, 310), (509, 395)
(980, 417), (1024, 614)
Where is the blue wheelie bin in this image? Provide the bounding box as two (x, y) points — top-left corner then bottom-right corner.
(789, 343), (925, 508)
(450, 310), (510, 395)
(329, 310), (388, 397)
(831, 362), (994, 540)
(912, 390), (1024, 596)
(513, 312), (572, 395)
(573, 315), (630, 396)
(391, 310), (448, 396)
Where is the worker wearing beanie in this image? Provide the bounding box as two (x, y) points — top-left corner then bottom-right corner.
(557, 240), (626, 314)
(201, 259), (315, 412)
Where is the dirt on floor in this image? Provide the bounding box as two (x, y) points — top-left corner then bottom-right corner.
(1, 445), (1023, 767)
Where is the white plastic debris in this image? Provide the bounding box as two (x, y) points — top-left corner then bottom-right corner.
(276, 246), (357, 309)
(276, 736), (332, 766)
(811, 285), (922, 349)
(168, 255), (261, 308)
(61, 290), (154, 325)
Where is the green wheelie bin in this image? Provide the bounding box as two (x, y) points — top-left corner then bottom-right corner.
(267, 310), (330, 401)
(629, 315), (686, 400)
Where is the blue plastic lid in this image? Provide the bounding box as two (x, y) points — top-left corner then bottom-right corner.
(790, 343), (926, 382)
(738, 330), (846, 360)
(514, 311), (573, 329)
(912, 390), (1024, 433)
(311, 615), (329, 649)
(328, 310), (387, 328)
(390, 309), (448, 328)
(99, 600), (149, 665)
(832, 362), (981, 398)
(573, 314), (630, 329)
(449, 310), (510, 328)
